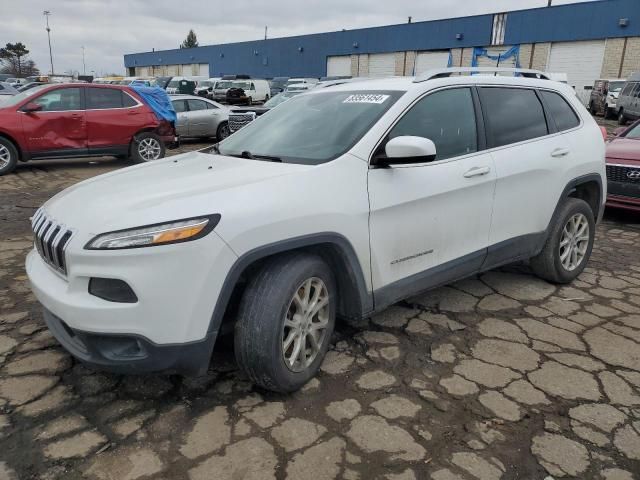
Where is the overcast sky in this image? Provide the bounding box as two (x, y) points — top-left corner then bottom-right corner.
(1, 0), (598, 76)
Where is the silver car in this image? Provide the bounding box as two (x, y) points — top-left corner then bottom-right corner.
(170, 95), (231, 140)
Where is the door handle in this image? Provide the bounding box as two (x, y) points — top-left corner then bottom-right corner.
(463, 166), (491, 178)
(551, 147), (570, 158)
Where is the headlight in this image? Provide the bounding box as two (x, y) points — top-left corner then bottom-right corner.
(85, 215), (220, 250)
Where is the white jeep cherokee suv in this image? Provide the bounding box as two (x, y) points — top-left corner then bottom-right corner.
(26, 68), (606, 393)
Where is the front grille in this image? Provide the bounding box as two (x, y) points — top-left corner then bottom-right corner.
(606, 164), (640, 184)
(229, 112), (256, 132)
(31, 209), (73, 275)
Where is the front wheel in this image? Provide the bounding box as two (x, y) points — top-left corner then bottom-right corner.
(530, 198), (595, 284)
(130, 132), (165, 163)
(235, 253), (336, 393)
(618, 110), (627, 126)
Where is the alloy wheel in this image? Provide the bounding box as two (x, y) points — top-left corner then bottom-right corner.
(282, 277), (330, 372)
(0, 144), (11, 169)
(219, 124), (230, 139)
(559, 213), (590, 271)
(138, 138), (162, 161)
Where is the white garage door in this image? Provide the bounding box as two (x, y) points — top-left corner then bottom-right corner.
(167, 65), (179, 76)
(547, 40), (605, 105)
(368, 53), (396, 78)
(414, 51), (451, 75)
(475, 46), (519, 70)
(327, 56), (351, 77)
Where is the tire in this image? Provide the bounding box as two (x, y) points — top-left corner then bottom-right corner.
(0, 137), (18, 176)
(129, 132), (165, 163)
(604, 105), (612, 120)
(235, 253), (337, 393)
(216, 121), (230, 140)
(247, 96), (253, 106)
(618, 109), (627, 126)
(588, 101), (596, 115)
(530, 198), (595, 284)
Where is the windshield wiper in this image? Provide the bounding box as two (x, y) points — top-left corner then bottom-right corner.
(236, 150), (282, 162)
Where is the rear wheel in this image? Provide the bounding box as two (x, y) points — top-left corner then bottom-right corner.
(589, 101), (596, 115)
(0, 137), (18, 176)
(246, 96), (253, 106)
(235, 253), (336, 393)
(130, 132), (165, 163)
(604, 105), (612, 119)
(530, 198), (595, 284)
(216, 121), (230, 140)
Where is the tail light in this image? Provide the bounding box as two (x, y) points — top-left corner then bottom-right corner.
(157, 120), (175, 136)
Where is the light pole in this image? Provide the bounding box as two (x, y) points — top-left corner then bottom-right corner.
(43, 10), (54, 75)
(81, 46), (86, 75)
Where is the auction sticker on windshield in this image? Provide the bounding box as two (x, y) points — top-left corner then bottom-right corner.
(343, 94), (390, 104)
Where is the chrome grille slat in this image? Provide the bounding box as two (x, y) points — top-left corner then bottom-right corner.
(30, 210), (73, 275)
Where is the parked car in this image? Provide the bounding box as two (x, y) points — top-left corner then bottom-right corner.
(589, 79), (626, 118)
(25, 67), (605, 393)
(6, 78), (26, 87)
(614, 73), (640, 125)
(211, 80), (234, 102)
(17, 82), (48, 92)
(0, 82), (18, 97)
(605, 120), (640, 212)
(285, 77), (318, 88)
(170, 94), (230, 140)
(228, 90), (301, 132)
(0, 83), (177, 175)
(225, 79), (270, 105)
(194, 78), (220, 98)
(269, 76), (289, 96)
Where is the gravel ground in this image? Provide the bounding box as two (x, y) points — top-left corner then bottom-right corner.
(0, 121), (639, 479)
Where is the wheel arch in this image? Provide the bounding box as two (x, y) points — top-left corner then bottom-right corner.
(0, 131), (24, 161)
(564, 174), (603, 222)
(207, 233), (373, 335)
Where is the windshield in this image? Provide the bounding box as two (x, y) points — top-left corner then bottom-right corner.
(609, 81), (625, 93)
(217, 90), (403, 165)
(233, 82), (251, 89)
(263, 91), (300, 108)
(624, 123), (640, 139)
(199, 81), (214, 88)
(215, 81), (233, 89)
(0, 85), (48, 107)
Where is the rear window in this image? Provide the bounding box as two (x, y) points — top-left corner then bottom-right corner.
(479, 87), (548, 148)
(621, 83), (635, 96)
(539, 91), (580, 132)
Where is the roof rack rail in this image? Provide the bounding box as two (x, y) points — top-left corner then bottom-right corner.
(414, 67), (551, 83)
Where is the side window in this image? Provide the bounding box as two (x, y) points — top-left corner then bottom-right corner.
(250, 83), (256, 90)
(479, 87), (548, 148)
(33, 88), (81, 111)
(634, 84), (640, 99)
(206, 102), (218, 110)
(187, 99), (207, 111)
(387, 87), (478, 161)
(621, 83), (634, 97)
(122, 92), (138, 107)
(631, 83), (640, 98)
(172, 100), (187, 113)
(87, 88), (123, 109)
(540, 90), (580, 132)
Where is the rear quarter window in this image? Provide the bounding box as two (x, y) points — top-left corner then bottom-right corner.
(539, 90), (580, 132)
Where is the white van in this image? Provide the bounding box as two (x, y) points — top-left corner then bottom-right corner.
(226, 79), (271, 104)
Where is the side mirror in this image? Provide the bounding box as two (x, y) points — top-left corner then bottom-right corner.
(613, 126), (627, 137)
(380, 136), (437, 165)
(22, 102), (42, 113)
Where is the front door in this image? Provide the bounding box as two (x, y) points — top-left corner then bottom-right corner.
(186, 99), (215, 137)
(368, 87), (495, 306)
(20, 86), (87, 157)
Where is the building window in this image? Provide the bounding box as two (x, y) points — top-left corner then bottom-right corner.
(491, 13), (507, 46)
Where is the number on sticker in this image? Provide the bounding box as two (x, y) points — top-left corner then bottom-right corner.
(343, 94), (390, 104)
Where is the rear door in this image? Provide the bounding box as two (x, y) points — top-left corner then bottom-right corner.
(19, 86), (87, 157)
(85, 87), (145, 153)
(479, 86), (573, 266)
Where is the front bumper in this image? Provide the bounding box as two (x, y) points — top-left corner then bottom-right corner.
(43, 307), (216, 375)
(606, 193), (640, 212)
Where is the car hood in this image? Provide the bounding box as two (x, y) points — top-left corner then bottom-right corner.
(43, 152), (312, 237)
(606, 137), (640, 161)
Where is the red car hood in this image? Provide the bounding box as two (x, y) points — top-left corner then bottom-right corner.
(606, 137), (640, 163)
